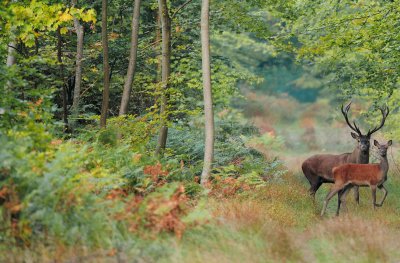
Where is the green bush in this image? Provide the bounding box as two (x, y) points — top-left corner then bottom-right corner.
(167, 109), (263, 167)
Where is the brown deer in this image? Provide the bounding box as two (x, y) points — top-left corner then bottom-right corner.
(302, 102), (389, 204)
(321, 140), (392, 216)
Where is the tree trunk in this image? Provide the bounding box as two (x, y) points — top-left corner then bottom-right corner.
(6, 41), (16, 91)
(152, 9), (162, 109)
(71, 0), (84, 120)
(200, 0), (214, 186)
(6, 41), (16, 67)
(57, 27), (69, 132)
(155, 10), (162, 83)
(155, 0), (171, 155)
(100, 0), (111, 128)
(119, 0), (142, 115)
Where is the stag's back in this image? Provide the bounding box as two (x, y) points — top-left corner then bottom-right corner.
(302, 153), (352, 181)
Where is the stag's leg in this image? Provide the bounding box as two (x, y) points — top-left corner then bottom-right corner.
(321, 185), (343, 216)
(309, 180), (323, 201)
(371, 185), (377, 210)
(353, 186), (360, 205)
(375, 185), (388, 207)
(302, 163), (323, 200)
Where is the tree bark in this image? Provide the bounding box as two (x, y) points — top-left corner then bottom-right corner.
(6, 42), (16, 67)
(57, 27), (69, 132)
(155, 0), (171, 155)
(100, 0), (111, 128)
(155, 10), (162, 82)
(200, 0), (214, 185)
(6, 41), (16, 91)
(6, 0), (17, 67)
(119, 0), (142, 115)
(71, 0), (84, 120)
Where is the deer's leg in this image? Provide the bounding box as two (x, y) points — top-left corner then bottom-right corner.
(376, 185), (388, 207)
(336, 189), (344, 216)
(340, 185), (352, 212)
(321, 185), (342, 216)
(371, 185), (377, 210)
(353, 186), (360, 205)
(336, 184), (352, 216)
(309, 178), (323, 201)
(302, 165), (322, 200)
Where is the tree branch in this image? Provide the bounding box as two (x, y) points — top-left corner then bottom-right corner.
(171, 0), (194, 19)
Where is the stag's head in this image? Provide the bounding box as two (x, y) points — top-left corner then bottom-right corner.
(341, 102), (389, 153)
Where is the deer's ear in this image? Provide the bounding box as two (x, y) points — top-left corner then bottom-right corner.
(374, 140), (379, 146)
(351, 132), (359, 140)
(387, 140), (392, 146)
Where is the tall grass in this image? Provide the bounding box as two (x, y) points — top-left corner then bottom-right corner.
(159, 173), (400, 263)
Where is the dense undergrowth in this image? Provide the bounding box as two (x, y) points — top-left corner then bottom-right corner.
(2, 92), (400, 262)
(4, 168), (400, 262)
(0, 103), (287, 261)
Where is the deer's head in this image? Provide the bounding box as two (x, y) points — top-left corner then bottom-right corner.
(374, 140), (392, 158)
(341, 102), (389, 153)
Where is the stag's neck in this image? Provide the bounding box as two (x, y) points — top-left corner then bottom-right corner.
(350, 146), (369, 164)
(358, 150), (369, 164)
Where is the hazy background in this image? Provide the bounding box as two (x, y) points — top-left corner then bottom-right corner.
(214, 32), (398, 173)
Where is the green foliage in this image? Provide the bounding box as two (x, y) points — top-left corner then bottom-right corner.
(167, 108), (263, 167)
(278, 0), (400, 134)
(0, 133), (121, 246)
(97, 128), (118, 146)
(0, 123), (210, 247)
(1, 1), (96, 46)
(249, 132), (286, 151)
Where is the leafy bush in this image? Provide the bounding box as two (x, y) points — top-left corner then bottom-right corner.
(167, 108), (263, 167)
(116, 183), (192, 239)
(0, 99), (286, 256)
(0, 113), (212, 248)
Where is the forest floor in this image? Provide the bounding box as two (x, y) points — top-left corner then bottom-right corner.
(13, 170), (400, 263)
(155, 168), (400, 263)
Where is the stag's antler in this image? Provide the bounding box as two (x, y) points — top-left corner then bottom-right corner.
(367, 106), (390, 136)
(341, 101), (362, 135)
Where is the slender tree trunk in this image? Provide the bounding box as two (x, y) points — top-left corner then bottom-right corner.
(152, 9), (162, 109)
(100, 0), (111, 128)
(6, 0), (17, 67)
(155, 0), (171, 155)
(5, 41), (16, 90)
(6, 42), (16, 67)
(57, 27), (69, 132)
(200, 0), (214, 185)
(71, 0), (84, 120)
(155, 10), (162, 82)
(119, 0), (142, 115)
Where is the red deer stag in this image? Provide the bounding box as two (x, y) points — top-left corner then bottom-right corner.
(321, 140), (392, 216)
(302, 102), (389, 204)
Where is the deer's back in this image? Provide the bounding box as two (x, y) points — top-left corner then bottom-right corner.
(333, 163), (382, 185)
(302, 153), (351, 181)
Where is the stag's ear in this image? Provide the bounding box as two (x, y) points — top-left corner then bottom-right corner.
(351, 132), (359, 140)
(387, 140), (392, 146)
(374, 140), (379, 147)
